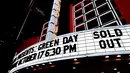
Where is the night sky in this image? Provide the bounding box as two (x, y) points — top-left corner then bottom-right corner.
(1, 0), (71, 73)
(1, 0), (33, 73)
(1, 0), (91, 73)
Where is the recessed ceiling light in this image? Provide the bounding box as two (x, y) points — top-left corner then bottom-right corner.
(26, 67), (29, 69)
(49, 62), (52, 64)
(42, 64), (45, 65)
(72, 67), (76, 69)
(117, 55), (121, 57)
(31, 66), (33, 68)
(105, 56), (109, 58)
(74, 58), (77, 61)
(114, 68), (117, 70)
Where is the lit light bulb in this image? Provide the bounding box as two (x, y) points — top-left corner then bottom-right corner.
(42, 64), (45, 65)
(72, 67), (76, 69)
(117, 55), (121, 57)
(31, 66), (33, 68)
(105, 56), (109, 58)
(114, 68), (117, 70)
(26, 67), (29, 69)
(49, 62), (52, 64)
(74, 58), (77, 61)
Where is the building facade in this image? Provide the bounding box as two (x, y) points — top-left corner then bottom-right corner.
(70, 0), (129, 32)
(9, 0), (130, 73)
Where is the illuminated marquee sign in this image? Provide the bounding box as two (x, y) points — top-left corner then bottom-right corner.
(10, 25), (130, 73)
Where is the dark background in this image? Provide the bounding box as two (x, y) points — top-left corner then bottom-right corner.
(1, 0), (130, 73)
(1, 0), (34, 73)
(1, 0), (70, 73)
(1, 0), (83, 73)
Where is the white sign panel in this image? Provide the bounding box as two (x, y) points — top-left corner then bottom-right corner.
(10, 25), (130, 73)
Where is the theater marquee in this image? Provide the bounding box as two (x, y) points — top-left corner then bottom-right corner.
(10, 25), (130, 73)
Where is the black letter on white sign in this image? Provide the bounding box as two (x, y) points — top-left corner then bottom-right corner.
(106, 39), (114, 48)
(107, 30), (115, 37)
(63, 45), (69, 54)
(93, 31), (99, 39)
(114, 29), (123, 36)
(56, 47), (61, 55)
(69, 44), (76, 53)
(63, 37), (68, 44)
(100, 31), (107, 38)
(114, 38), (121, 47)
(99, 40), (106, 49)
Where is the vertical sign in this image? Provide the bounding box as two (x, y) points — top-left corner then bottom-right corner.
(46, 0), (61, 41)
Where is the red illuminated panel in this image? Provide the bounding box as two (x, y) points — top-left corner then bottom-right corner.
(16, 36), (39, 54)
(70, 4), (74, 32)
(115, 0), (130, 23)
